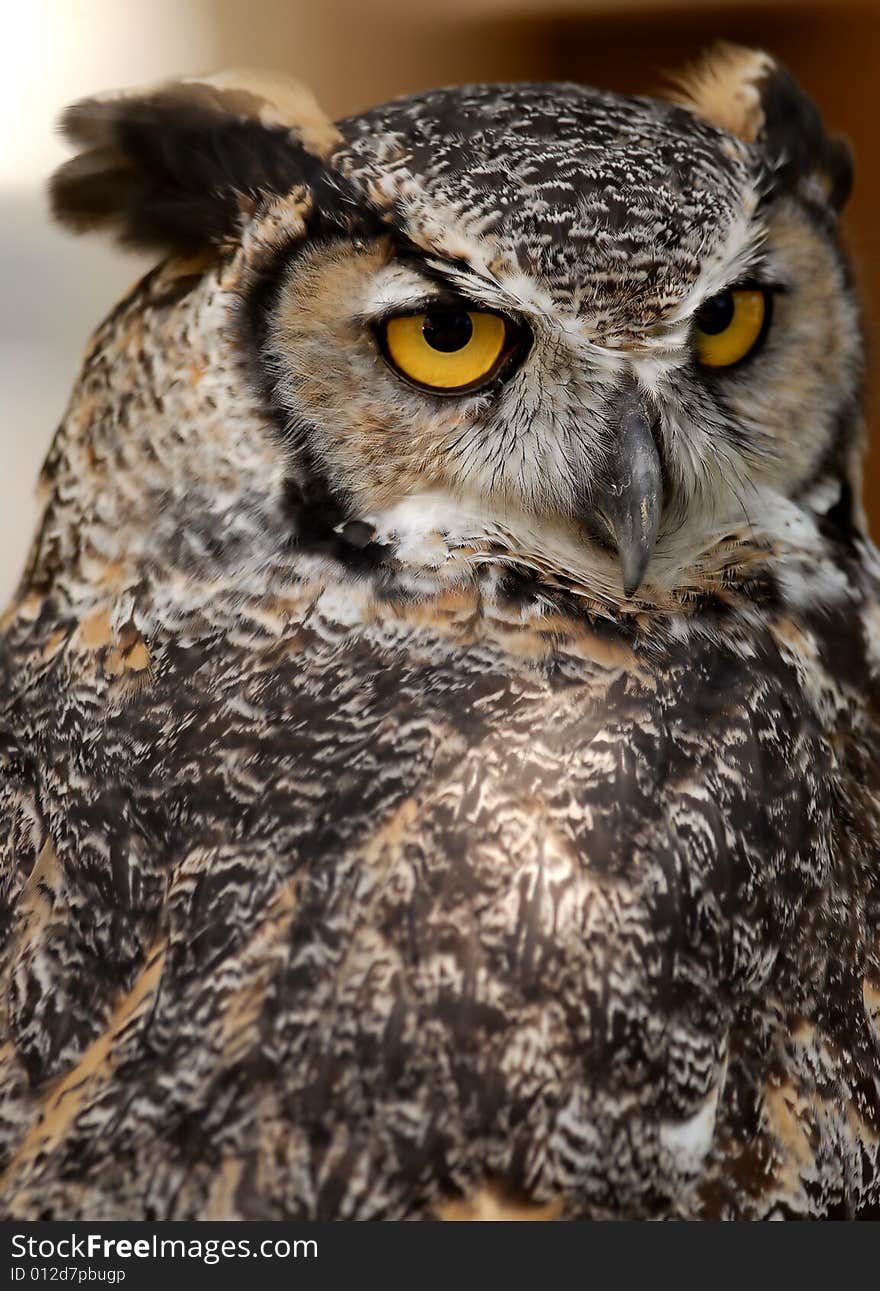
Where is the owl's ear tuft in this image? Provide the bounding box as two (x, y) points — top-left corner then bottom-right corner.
(50, 71), (342, 255)
(666, 42), (775, 144)
(668, 42), (853, 214)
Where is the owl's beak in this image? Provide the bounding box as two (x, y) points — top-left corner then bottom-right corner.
(596, 384), (663, 598)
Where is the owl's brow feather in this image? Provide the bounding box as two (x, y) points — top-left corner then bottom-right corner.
(381, 234), (503, 305)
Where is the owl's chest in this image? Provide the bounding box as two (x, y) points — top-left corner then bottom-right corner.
(24, 607), (840, 930)
(0, 600), (868, 1218)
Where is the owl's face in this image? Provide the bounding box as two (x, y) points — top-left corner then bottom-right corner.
(51, 47), (861, 605)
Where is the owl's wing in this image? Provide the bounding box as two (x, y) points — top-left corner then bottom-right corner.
(0, 716), (54, 1158)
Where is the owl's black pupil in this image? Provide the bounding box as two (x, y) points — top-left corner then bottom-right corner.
(697, 292), (735, 335)
(422, 310), (474, 352)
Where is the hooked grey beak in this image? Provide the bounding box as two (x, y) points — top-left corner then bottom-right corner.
(595, 382), (663, 598)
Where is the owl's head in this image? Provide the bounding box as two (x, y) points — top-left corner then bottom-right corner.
(50, 46), (861, 610)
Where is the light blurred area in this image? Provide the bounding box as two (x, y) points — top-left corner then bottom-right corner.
(1, 0), (879, 605)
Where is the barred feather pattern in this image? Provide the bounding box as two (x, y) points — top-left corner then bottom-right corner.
(0, 76), (879, 1220)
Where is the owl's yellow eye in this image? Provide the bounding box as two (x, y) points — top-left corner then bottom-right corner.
(380, 308), (511, 393)
(694, 288), (771, 369)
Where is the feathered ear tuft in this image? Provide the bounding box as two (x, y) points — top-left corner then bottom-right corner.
(50, 71), (341, 255)
(667, 42), (853, 214)
(666, 42), (775, 144)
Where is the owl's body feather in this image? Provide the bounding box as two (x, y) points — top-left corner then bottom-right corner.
(1, 52), (879, 1218)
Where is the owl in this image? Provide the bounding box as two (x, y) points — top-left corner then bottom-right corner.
(0, 42), (878, 1221)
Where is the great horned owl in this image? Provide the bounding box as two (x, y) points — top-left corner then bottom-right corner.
(0, 44), (878, 1221)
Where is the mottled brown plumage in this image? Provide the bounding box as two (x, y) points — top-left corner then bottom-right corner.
(0, 46), (878, 1219)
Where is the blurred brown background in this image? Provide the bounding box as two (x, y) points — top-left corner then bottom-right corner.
(2, 0), (879, 603)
